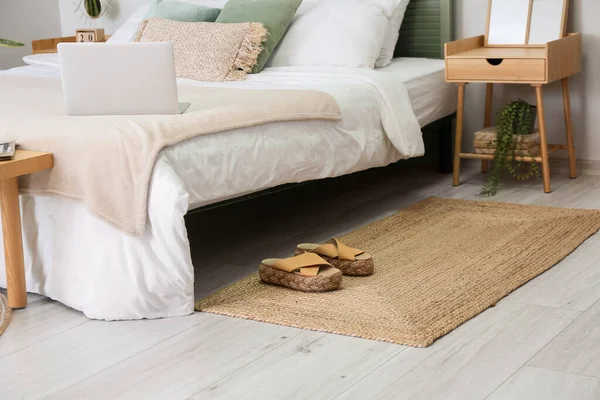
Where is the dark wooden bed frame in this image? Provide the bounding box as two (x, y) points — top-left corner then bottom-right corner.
(190, 0), (455, 213)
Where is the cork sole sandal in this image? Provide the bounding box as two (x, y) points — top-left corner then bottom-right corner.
(259, 253), (342, 292)
(295, 238), (374, 276)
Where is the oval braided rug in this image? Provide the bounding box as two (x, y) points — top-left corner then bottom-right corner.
(0, 293), (11, 336)
(196, 197), (600, 348)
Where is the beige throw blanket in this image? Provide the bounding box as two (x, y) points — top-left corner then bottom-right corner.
(0, 75), (341, 235)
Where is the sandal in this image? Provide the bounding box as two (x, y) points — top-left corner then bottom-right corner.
(295, 238), (374, 276)
(259, 252), (343, 292)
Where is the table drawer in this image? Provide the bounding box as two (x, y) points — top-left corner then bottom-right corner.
(446, 58), (546, 82)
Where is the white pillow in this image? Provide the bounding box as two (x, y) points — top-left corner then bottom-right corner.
(376, 0), (410, 68)
(267, 0), (394, 69)
(107, 0), (228, 43)
(110, 0), (409, 68)
(107, 5), (149, 42)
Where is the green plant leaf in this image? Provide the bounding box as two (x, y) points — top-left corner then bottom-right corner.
(480, 99), (538, 196)
(0, 38), (24, 48)
(84, 0), (103, 18)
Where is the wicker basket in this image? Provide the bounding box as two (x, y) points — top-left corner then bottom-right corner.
(474, 127), (541, 156)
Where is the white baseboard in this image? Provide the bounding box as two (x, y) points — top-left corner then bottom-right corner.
(462, 155), (600, 176)
(550, 155), (600, 176)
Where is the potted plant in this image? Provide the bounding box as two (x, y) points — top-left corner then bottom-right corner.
(478, 99), (540, 196)
(74, 0), (111, 20)
(0, 39), (24, 48)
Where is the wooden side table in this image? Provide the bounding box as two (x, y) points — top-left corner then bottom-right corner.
(32, 35), (111, 55)
(445, 33), (582, 193)
(0, 151), (53, 308)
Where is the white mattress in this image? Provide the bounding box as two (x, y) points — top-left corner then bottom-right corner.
(390, 58), (458, 128)
(22, 54), (455, 128)
(0, 57), (456, 320)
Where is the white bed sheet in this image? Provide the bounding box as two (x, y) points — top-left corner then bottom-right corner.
(390, 58), (458, 128)
(22, 54), (456, 128)
(0, 57), (455, 320)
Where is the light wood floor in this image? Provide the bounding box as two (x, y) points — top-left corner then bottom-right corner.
(2, 162), (600, 400)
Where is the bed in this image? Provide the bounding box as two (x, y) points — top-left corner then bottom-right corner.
(0, 0), (456, 320)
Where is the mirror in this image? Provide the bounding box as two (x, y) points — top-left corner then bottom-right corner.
(487, 0), (530, 45)
(529, 0), (567, 44)
(486, 0), (569, 46)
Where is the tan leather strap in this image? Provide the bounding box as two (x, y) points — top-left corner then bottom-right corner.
(314, 238), (365, 261)
(272, 253), (332, 277)
(312, 243), (337, 258)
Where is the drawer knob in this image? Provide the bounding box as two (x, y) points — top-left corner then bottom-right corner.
(486, 58), (504, 66)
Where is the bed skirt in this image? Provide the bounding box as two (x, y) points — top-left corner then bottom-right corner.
(0, 157), (195, 320)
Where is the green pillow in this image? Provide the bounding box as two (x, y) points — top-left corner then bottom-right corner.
(145, 0), (221, 22)
(216, 0), (303, 73)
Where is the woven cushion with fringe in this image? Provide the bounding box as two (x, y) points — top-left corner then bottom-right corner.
(135, 18), (267, 82)
(0, 293), (11, 336)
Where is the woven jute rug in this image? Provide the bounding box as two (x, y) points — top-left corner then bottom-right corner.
(0, 293), (11, 336)
(196, 197), (600, 347)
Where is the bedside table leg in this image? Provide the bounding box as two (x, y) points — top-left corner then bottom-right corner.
(453, 83), (466, 186)
(534, 85), (552, 193)
(0, 177), (27, 309)
(482, 83), (494, 174)
(562, 78), (577, 178)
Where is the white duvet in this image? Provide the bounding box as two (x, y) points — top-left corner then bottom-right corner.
(0, 57), (425, 320)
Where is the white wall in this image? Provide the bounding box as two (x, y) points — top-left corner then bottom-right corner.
(454, 0), (600, 161)
(58, 0), (146, 36)
(0, 0), (62, 70)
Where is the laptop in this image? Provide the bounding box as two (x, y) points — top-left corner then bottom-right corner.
(58, 42), (189, 116)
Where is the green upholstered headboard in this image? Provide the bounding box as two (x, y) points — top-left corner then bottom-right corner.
(394, 0), (453, 59)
